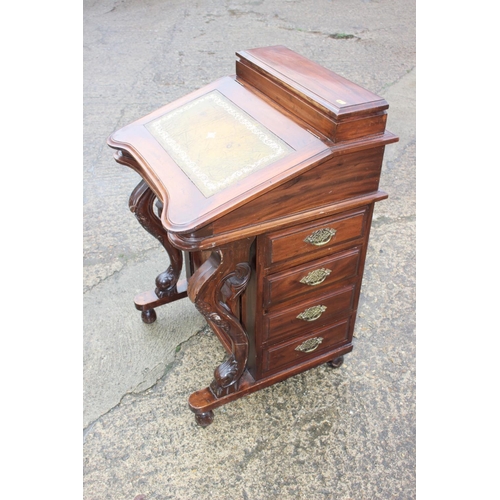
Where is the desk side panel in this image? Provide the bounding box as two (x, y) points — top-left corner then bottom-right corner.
(212, 146), (386, 235)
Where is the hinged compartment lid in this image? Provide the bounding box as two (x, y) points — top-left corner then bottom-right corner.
(236, 45), (389, 142)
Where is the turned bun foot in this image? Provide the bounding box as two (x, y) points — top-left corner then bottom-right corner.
(327, 355), (344, 369)
(195, 410), (214, 427)
(141, 308), (157, 324)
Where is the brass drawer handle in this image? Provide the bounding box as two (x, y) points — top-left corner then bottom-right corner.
(295, 337), (324, 353)
(304, 227), (336, 246)
(300, 268), (332, 286)
(296, 305), (327, 321)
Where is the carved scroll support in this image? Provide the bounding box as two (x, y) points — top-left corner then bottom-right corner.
(187, 237), (254, 426)
(127, 177), (187, 322)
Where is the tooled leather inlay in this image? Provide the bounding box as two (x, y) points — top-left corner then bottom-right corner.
(145, 90), (294, 197)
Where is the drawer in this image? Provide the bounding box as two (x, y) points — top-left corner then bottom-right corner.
(263, 209), (367, 267)
(263, 283), (356, 343)
(262, 317), (352, 375)
(263, 247), (361, 308)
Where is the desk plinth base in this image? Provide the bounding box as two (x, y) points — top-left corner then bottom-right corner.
(188, 349), (350, 427)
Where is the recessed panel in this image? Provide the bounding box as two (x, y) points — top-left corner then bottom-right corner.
(145, 90), (294, 197)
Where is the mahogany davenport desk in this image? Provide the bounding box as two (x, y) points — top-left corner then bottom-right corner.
(107, 46), (398, 427)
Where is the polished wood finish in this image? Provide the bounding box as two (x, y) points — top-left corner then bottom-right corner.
(261, 317), (352, 375)
(262, 247), (361, 307)
(263, 283), (356, 343)
(211, 146), (389, 238)
(262, 208), (367, 267)
(108, 76), (330, 233)
(236, 45), (389, 142)
(107, 46), (398, 426)
(127, 178), (188, 322)
(187, 237), (254, 400)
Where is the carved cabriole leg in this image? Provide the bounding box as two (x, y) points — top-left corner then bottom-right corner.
(128, 179), (187, 322)
(187, 237), (254, 425)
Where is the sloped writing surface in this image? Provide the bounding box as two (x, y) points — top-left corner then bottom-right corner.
(108, 76), (331, 232)
(145, 90), (294, 197)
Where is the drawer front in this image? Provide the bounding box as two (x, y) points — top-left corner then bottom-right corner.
(262, 317), (352, 375)
(264, 209), (366, 267)
(263, 247), (361, 308)
(263, 283), (356, 343)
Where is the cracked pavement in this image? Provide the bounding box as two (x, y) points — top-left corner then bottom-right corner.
(83, 0), (415, 498)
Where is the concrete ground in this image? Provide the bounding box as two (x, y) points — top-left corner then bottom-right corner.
(83, 0), (415, 498)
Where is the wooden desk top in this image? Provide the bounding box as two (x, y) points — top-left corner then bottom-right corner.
(108, 46), (396, 235)
(108, 75), (330, 232)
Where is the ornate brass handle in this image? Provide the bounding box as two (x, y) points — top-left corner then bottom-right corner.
(304, 227), (336, 246)
(300, 268), (332, 286)
(295, 337), (324, 353)
(296, 305), (327, 321)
